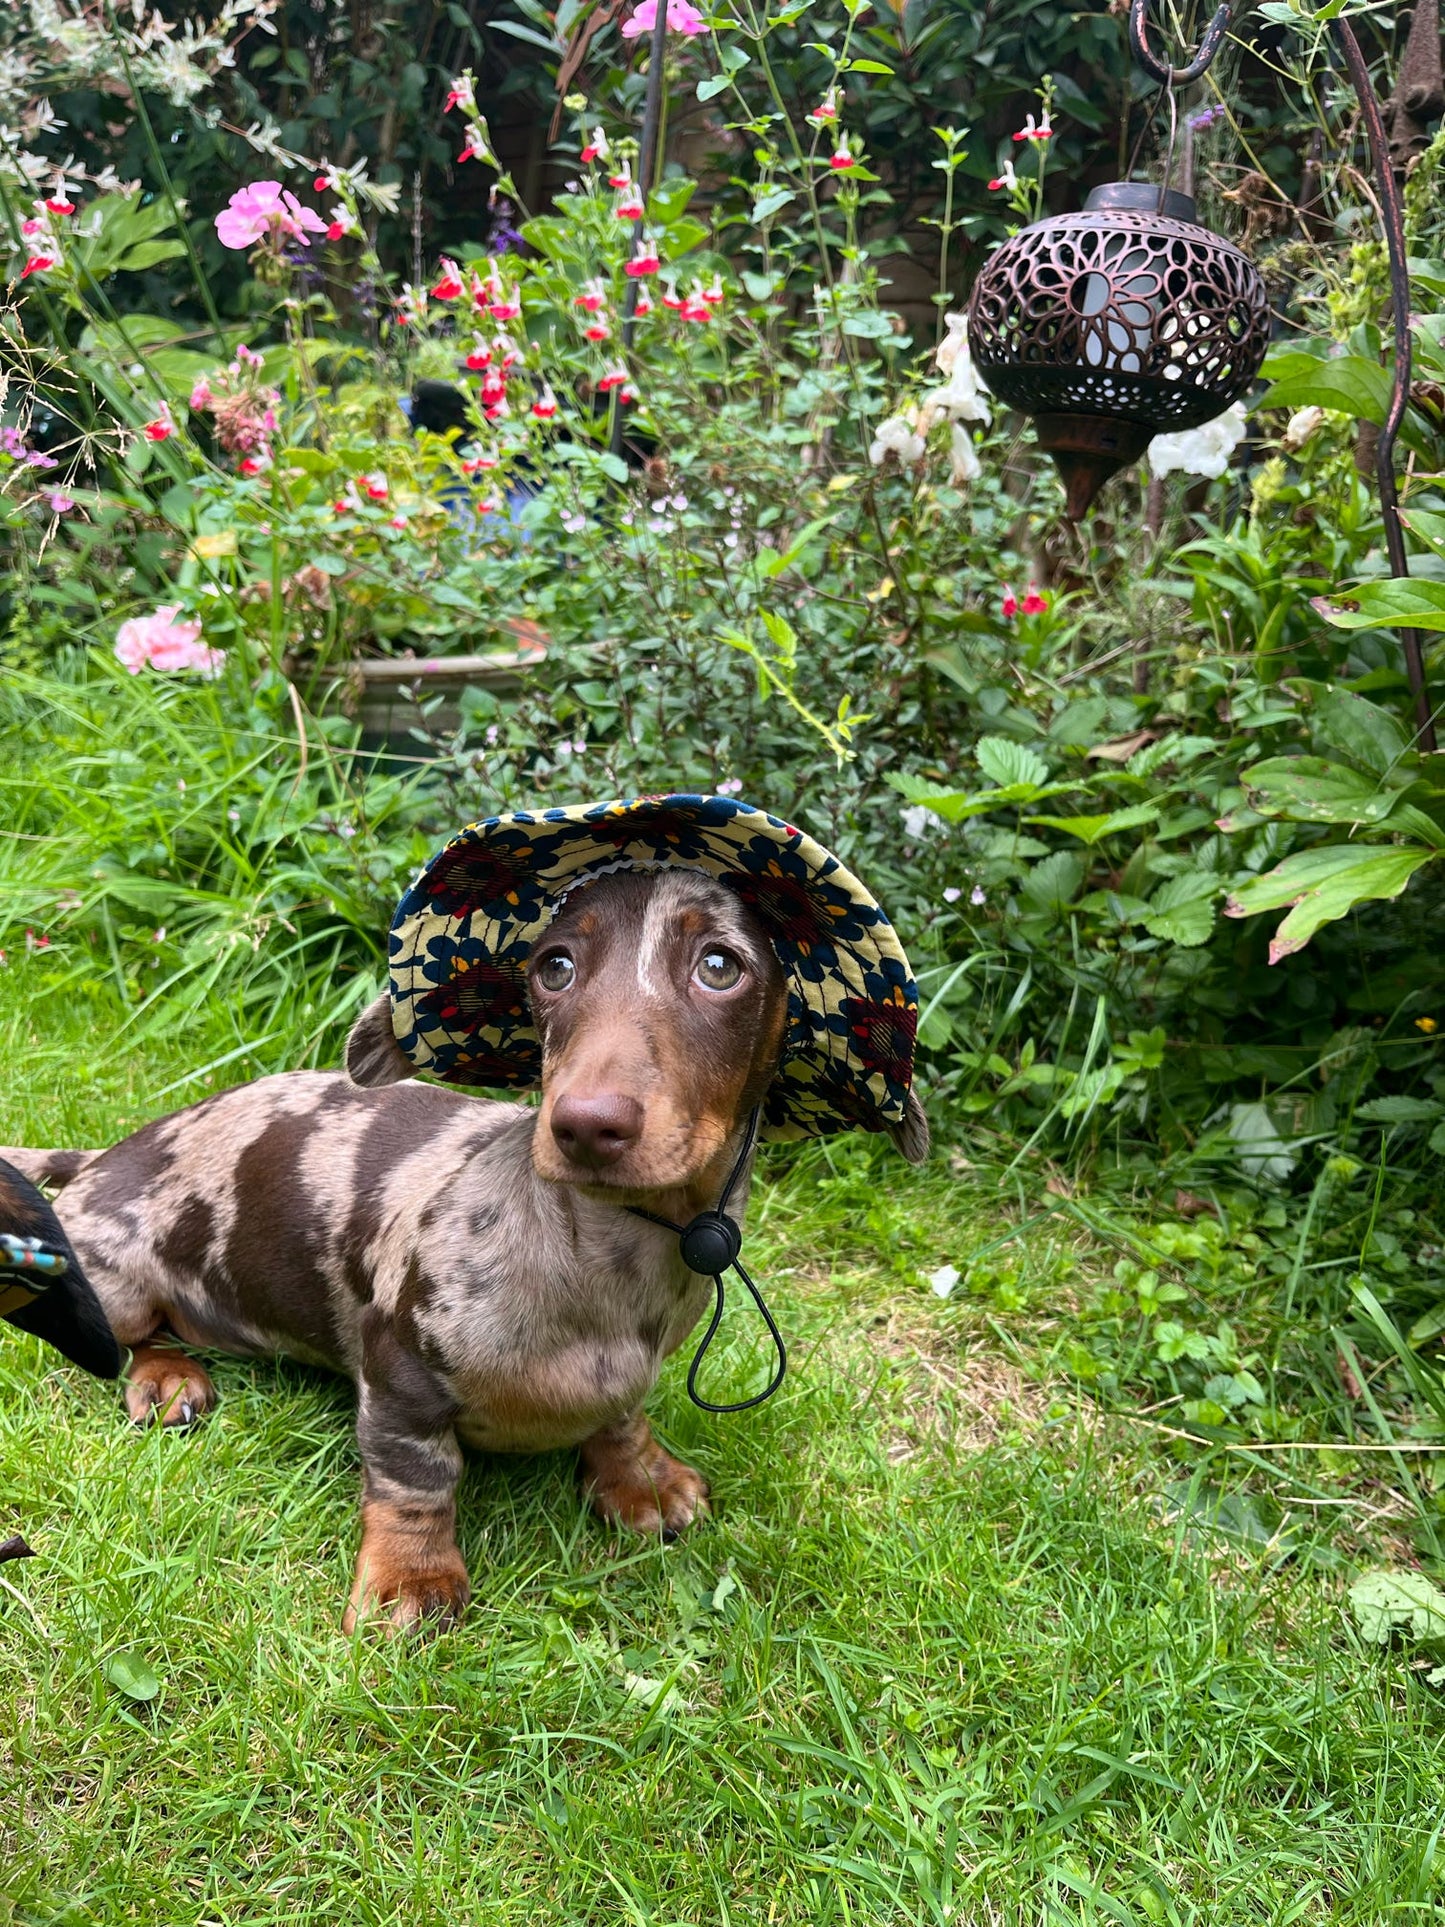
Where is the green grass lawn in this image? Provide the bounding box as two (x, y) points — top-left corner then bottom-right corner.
(3, 970), (1444, 1926)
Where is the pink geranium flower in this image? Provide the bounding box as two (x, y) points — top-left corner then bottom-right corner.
(621, 0), (707, 34)
(114, 606), (224, 678)
(214, 182), (327, 251)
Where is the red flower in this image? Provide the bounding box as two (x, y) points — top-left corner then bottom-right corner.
(432, 258), (464, 300)
(44, 197), (75, 215)
(20, 254), (56, 279)
(1001, 590), (1019, 619)
(1022, 584), (1049, 615)
(465, 343), (492, 370)
(326, 220), (346, 242)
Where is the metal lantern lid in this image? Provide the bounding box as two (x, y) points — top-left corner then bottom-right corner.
(966, 181), (1270, 518)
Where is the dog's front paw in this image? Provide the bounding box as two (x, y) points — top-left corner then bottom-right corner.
(583, 1421), (711, 1541)
(124, 1344), (217, 1429)
(344, 1499), (470, 1636)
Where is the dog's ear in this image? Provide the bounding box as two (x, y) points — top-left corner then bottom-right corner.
(345, 992), (413, 1088)
(887, 1089), (930, 1165)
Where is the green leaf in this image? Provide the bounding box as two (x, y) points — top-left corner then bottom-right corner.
(750, 188), (796, 223)
(847, 57), (895, 71)
(696, 73), (732, 100)
(1142, 873), (1218, 947)
(1322, 577), (1445, 634)
(1020, 851), (1085, 915)
(1350, 1569), (1445, 1645)
(1024, 803), (1158, 846)
(1225, 845), (1437, 962)
(105, 1650), (161, 1701)
(1315, 691), (1413, 778)
(646, 178), (697, 225)
(1355, 1095), (1444, 1124)
(1260, 353), (1394, 424)
(977, 736), (1049, 790)
(1241, 755), (1403, 825)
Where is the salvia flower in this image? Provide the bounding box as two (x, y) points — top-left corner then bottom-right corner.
(702, 273), (724, 306)
(989, 159), (1018, 192)
(458, 123), (496, 166)
(1022, 584), (1048, 615)
(142, 404), (175, 442)
(635, 288), (655, 316)
(533, 384), (559, 419)
(431, 258), (464, 300)
(1002, 589), (1020, 618)
(661, 275), (683, 310)
(598, 364), (629, 391)
(489, 290), (522, 321)
(444, 71), (477, 114)
(583, 315), (611, 342)
(43, 195), (76, 216)
(581, 127), (610, 163)
(575, 278), (608, 313)
(608, 162), (633, 190)
(830, 136), (857, 171)
(625, 238), (661, 277)
(21, 253), (57, 279)
(1013, 112), (1052, 143)
(807, 90), (840, 126)
(615, 185), (645, 221)
(464, 341), (491, 370)
(1188, 102), (1227, 132)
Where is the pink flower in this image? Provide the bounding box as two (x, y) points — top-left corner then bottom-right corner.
(114, 606), (223, 678)
(44, 196), (76, 216)
(1022, 584), (1049, 615)
(432, 258), (464, 299)
(625, 240), (660, 277)
(807, 91), (839, 126)
(584, 317), (610, 341)
(362, 473), (388, 500)
(189, 376), (214, 411)
(621, 0), (708, 36)
(488, 293), (522, 320)
(1001, 589), (1019, 618)
(575, 278), (608, 313)
(143, 405), (175, 442)
(214, 181), (327, 250)
(830, 138), (856, 171)
(46, 490), (74, 514)
(21, 219), (44, 237)
(20, 254), (56, 278)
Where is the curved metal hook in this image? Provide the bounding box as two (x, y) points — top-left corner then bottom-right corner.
(1129, 0), (1234, 87)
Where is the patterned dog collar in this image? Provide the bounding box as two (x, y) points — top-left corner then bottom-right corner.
(386, 793), (918, 1141)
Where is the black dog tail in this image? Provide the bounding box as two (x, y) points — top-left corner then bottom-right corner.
(0, 1158), (120, 1379)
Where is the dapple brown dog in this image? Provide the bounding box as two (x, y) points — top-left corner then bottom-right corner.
(5, 868), (927, 1632)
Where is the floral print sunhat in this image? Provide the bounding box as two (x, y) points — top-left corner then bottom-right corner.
(386, 793), (918, 1141)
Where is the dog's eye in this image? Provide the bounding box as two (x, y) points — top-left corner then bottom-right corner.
(537, 953), (575, 992)
(695, 949), (743, 992)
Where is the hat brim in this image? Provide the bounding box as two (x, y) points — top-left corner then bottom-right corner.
(1, 1161), (121, 1379)
(387, 794), (918, 1141)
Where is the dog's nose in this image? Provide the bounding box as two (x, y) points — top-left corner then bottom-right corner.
(550, 1092), (644, 1169)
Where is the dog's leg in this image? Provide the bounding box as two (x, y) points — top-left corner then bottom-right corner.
(344, 1312), (469, 1634)
(125, 1338), (217, 1428)
(580, 1411), (710, 1540)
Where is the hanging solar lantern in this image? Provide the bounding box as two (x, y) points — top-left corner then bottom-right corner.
(966, 181), (1270, 520)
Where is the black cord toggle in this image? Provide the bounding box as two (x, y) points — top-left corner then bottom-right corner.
(627, 1106), (787, 1414)
(677, 1211), (742, 1279)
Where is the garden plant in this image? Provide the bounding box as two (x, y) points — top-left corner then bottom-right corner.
(5, 0), (1445, 1918)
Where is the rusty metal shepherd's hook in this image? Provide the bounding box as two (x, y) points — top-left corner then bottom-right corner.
(1129, 0), (1234, 88)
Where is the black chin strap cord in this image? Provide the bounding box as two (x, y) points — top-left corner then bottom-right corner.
(627, 1106), (787, 1414)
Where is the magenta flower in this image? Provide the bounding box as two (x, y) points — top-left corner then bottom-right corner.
(214, 182), (327, 251)
(621, 0), (708, 36)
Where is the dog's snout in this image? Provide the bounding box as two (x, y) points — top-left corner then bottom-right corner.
(550, 1091), (645, 1169)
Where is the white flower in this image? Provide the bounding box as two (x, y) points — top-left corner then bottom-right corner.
(943, 886), (962, 903)
(1283, 405), (1326, 452)
(1146, 402), (1248, 480)
(927, 316), (992, 427)
(900, 804), (945, 839)
(870, 412), (926, 468)
(949, 422), (982, 485)
(970, 884), (986, 906)
(925, 1264), (961, 1298)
